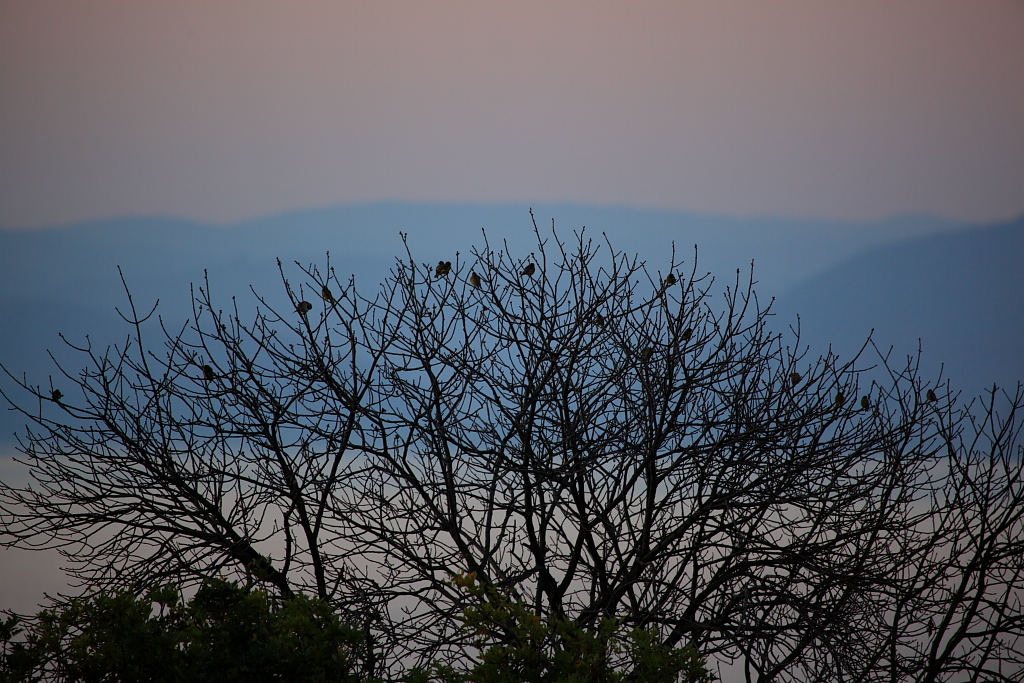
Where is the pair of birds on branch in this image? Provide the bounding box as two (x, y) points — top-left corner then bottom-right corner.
(294, 284), (338, 316)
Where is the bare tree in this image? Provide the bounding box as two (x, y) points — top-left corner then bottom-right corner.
(2, 216), (1022, 681)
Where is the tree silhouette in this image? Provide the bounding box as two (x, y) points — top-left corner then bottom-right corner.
(2, 216), (1022, 680)
(1, 579), (371, 682)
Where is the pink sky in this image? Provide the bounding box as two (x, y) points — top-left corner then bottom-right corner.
(1, 1), (1023, 226)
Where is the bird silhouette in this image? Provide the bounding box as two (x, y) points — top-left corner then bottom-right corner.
(663, 273), (677, 288)
(469, 272), (481, 288)
(861, 396), (870, 410)
(435, 260), (452, 278)
(789, 372), (802, 387)
(296, 301), (313, 315)
(521, 263), (536, 277)
(926, 389), (938, 402)
(202, 364), (216, 381)
(681, 327), (692, 342)
(835, 391), (845, 408)
(321, 285), (334, 303)
(51, 389), (63, 402)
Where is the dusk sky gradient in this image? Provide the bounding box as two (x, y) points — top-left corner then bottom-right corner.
(3, 0), (1023, 228)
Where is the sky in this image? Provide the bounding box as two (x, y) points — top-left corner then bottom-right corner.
(2, 0), (1023, 229)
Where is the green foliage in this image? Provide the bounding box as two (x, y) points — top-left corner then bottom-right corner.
(2, 573), (716, 682)
(418, 572), (714, 683)
(0, 579), (371, 682)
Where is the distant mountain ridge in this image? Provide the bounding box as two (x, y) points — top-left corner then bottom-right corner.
(0, 202), (962, 297)
(775, 215), (1024, 397)
(1, 202), (1017, 446)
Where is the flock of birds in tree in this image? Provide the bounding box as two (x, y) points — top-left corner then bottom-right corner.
(39, 259), (942, 412)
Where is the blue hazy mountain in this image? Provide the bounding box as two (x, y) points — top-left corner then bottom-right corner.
(1, 202), (1016, 446)
(775, 215), (1024, 398)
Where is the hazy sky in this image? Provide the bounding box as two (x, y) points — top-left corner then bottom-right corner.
(2, 0), (1023, 228)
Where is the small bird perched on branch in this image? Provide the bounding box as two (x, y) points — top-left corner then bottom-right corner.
(681, 328), (692, 342)
(663, 273), (677, 288)
(435, 261), (452, 278)
(521, 263), (536, 277)
(50, 389), (63, 402)
(861, 396), (870, 410)
(321, 285), (334, 303)
(926, 389), (938, 402)
(835, 391), (845, 408)
(789, 372), (802, 387)
(469, 272), (481, 289)
(202, 364), (216, 381)
(296, 301), (313, 315)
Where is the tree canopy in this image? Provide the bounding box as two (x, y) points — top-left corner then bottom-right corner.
(1, 578), (370, 682)
(2, 217), (1022, 680)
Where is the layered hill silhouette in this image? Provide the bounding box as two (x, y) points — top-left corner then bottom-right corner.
(1, 203), (1018, 446)
(776, 216), (1024, 398)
